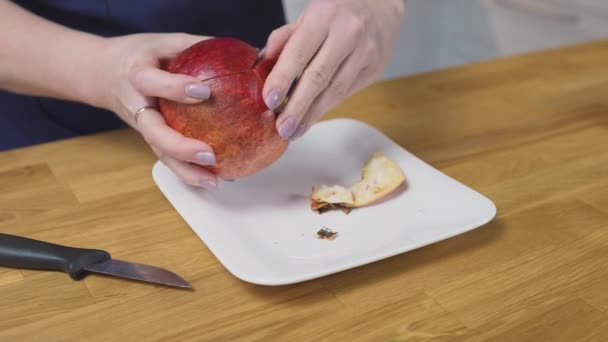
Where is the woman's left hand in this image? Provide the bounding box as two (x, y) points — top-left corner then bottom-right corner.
(261, 0), (407, 140)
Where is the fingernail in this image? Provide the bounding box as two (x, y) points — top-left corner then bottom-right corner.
(278, 117), (296, 139)
(290, 123), (308, 141)
(257, 47), (266, 59)
(265, 88), (283, 110)
(185, 83), (210, 99)
(200, 180), (217, 191)
(195, 151), (216, 165)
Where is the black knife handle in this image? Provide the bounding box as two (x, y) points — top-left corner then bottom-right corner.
(0, 233), (110, 279)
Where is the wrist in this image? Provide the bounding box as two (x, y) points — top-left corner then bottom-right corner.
(64, 32), (114, 109)
(89, 35), (139, 121)
(70, 35), (112, 110)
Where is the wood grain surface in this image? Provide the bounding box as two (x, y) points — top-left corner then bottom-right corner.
(1, 40), (607, 341)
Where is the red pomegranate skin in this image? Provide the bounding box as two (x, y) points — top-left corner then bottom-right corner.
(158, 37), (288, 179)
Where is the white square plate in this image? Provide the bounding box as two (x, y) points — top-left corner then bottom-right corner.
(152, 118), (496, 285)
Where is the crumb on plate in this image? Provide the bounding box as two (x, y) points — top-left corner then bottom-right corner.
(316, 226), (338, 240)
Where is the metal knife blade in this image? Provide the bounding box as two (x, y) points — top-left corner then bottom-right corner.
(0, 233), (192, 289)
(86, 259), (191, 289)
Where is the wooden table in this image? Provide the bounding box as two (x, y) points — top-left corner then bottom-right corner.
(1, 40), (607, 341)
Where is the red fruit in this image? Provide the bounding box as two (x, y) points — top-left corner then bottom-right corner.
(158, 37), (289, 179)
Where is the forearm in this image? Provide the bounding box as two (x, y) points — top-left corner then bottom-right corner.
(0, 1), (106, 108)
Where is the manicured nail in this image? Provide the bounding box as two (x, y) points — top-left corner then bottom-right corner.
(265, 88), (283, 110)
(200, 180), (217, 191)
(195, 151), (216, 165)
(290, 123), (308, 141)
(278, 117), (296, 139)
(185, 83), (210, 99)
(257, 47), (266, 59)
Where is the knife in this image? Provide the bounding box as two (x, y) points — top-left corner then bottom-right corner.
(0, 233), (191, 289)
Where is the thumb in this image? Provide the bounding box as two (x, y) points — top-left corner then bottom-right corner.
(136, 34), (214, 104)
(131, 67), (211, 104)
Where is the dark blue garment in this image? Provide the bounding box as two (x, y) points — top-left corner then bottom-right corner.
(1, 0), (286, 151)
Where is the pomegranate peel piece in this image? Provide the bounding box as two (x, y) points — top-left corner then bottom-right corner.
(310, 152), (406, 213)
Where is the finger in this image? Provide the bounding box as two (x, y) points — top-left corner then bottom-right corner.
(136, 107), (217, 167)
(347, 66), (377, 96)
(260, 23), (297, 59)
(274, 11), (364, 139)
(290, 44), (371, 140)
(151, 144), (217, 189)
(290, 69), (366, 141)
(131, 67), (211, 104)
(344, 43), (384, 96)
(160, 156), (218, 190)
(262, 2), (337, 114)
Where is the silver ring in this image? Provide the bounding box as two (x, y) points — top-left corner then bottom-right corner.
(133, 105), (155, 124)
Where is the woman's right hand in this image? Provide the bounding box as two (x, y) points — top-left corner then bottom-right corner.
(97, 33), (220, 191)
